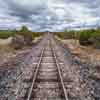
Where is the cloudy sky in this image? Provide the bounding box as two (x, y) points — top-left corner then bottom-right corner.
(0, 0), (100, 31)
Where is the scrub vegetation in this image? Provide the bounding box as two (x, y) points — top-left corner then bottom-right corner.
(0, 26), (43, 49)
(55, 28), (100, 48)
(0, 26), (43, 39)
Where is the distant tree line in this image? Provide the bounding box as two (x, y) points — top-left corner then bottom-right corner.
(55, 28), (100, 49)
(0, 26), (43, 39)
(0, 26), (43, 49)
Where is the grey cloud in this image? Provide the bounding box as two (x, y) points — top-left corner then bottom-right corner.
(0, 0), (100, 31)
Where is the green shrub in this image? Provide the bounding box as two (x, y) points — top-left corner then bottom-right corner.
(55, 31), (75, 39)
(32, 32), (42, 40)
(55, 28), (100, 47)
(0, 31), (14, 39)
(78, 29), (100, 45)
(0, 26), (43, 45)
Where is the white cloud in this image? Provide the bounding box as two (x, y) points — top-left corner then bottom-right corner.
(0, 0), (100, 31)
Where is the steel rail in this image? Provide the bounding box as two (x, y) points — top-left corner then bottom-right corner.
(51, 40), (69, 100)
(53, 35), (95, 100)
(26, 46), (45, 100)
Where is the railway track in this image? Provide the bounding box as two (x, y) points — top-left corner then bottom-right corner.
(0, 34), (96, 100)
(3, 34), (95, 100)
(26, 37), (68, 100)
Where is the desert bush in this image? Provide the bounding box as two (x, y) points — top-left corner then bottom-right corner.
(55, 31), (75, 39)
(11, 34), (25, 49)
(78, 30), (93, 45)
(0, 31), (14, 39)
(55, 28), (100, 48)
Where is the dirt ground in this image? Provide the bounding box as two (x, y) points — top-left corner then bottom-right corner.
(61, 39), (100, 64)
(0, 36), (42, 67)
(0, 45), (32, 71)
(59, 38), (100, 98)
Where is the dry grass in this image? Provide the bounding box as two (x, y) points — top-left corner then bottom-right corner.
(0, 45), (16, 64)
(60, 39), (100, 63)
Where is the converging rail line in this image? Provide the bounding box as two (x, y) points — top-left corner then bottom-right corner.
(26, 36), (68, 100)
(6, 34), (95, 100)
